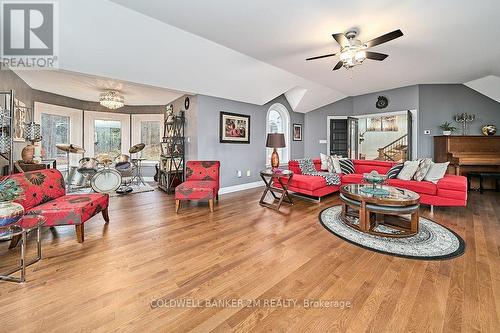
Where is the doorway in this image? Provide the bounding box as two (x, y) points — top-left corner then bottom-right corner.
(328, 118), (348, 157)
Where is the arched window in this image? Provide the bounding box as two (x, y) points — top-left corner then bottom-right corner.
(266, 103), (290, 165)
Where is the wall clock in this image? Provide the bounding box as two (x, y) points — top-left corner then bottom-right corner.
(184, 97), (190, 110)
(376, 96), (388, 109)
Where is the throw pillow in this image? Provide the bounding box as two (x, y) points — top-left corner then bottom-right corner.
(320, 153), (330, 170)
(326, 156), (336, 173)
(413, 158), (433, 181)
(330, 156), (343, 173)
(386, 164), (404, 179)
(424, 162), (449, 183)
(339, 159), (355, 174)
(397, 160), (420, 180)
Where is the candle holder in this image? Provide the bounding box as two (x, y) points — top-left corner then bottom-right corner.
(454, 113), (475, 135)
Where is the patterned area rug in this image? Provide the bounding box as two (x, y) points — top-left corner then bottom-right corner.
(319, 205), (465, 260)
(70, 183), (155, 197)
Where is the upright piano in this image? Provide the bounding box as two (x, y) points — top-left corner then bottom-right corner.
(434, 136), (500, 175)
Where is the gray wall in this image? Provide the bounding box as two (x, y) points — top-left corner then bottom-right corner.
(304, 83), (500, 159)
(195, 94), (304, 187)
(419, 84), (500, 157)
(304, 97), (353, 158)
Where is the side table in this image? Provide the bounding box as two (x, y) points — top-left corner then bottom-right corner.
(0, 215), (46, 283)
(259, 169), (294, 211)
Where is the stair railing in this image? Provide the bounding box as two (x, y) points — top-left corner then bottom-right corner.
(377, 134), (408, 161)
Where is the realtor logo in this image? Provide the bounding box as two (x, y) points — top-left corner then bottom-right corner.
(1, 1), (58, 69)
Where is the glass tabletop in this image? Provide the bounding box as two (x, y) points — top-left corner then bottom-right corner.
(341, 184), (420, 204)
(0, 215), (46, 240)
(260, 168), (294, 177)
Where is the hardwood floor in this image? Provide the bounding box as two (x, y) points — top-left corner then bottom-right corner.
(0, 187), (499, 332)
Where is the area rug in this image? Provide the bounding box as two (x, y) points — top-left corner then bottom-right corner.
(319, 205), (465, 260)
(70, 183), (156, 197)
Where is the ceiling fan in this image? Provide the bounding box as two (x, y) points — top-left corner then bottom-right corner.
(306, 29), (403, 70)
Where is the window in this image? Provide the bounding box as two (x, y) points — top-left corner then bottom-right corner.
(140, 121), (161, 160)
(94, 120), (122, 158)
(266, 103), (290, 165)
(131, 114), (164, 162)
(34, 102), (83, 168)
(41, 113), (70, 166)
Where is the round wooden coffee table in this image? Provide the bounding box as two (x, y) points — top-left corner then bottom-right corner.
(340, 184), (420, 238)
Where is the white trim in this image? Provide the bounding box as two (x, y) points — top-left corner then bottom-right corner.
(326, 115), (348, 155)
(219, 180), (264, 195)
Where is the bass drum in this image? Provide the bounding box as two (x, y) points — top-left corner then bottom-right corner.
(90, 169), (122, 193)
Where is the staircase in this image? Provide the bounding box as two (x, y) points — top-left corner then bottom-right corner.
(376, 134), (408, 162)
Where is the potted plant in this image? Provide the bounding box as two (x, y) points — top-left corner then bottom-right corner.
(0, 178), (25, 227)
(439, 122), (456, 136)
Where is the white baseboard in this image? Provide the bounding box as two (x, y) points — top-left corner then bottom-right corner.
(219, 180), (264, 195)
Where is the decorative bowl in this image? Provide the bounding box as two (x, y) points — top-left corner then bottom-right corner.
(482, 125), (497, 136)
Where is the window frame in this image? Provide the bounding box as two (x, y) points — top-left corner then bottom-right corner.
(34, 102), (83, 169)
(131, 113), (164, 165)
(266, 103), (291, 166)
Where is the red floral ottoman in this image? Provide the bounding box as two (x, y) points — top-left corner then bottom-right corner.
(175, 161), (220, 213)
(3, 169), (109, 243)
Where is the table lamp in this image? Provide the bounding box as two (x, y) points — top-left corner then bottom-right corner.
(266, 133), (286, 168)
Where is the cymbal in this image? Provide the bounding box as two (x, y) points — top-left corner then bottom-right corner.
(129, 143), (145, 154)
(56, 143), (85, 154)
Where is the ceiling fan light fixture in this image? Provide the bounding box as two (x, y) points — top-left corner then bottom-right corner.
(355, 50), (366, 62)
(99, 90), (125, 110)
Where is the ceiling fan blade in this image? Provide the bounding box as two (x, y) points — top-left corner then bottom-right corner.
(365, 29), (403, 48)
(306, 53), (336, 61)
(332, 33), (349, 47)
(365, 51), (389, 61)
(332, 61), (344, 71)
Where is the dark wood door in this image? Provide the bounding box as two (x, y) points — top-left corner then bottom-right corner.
(329, 119), (348, 157)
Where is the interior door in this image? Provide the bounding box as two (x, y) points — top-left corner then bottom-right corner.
(347, 117), (359, 159)
(407, 110), (413, 160)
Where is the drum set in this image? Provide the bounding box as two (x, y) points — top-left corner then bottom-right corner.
(57, 143), (147, 194)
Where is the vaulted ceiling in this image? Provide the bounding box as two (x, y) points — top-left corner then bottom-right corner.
(19, 0), (500, 112)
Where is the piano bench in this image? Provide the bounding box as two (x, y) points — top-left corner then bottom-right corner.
(466, 172), (500, 194)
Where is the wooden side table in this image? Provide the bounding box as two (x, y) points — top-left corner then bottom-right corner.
(259, 169), (294, 211)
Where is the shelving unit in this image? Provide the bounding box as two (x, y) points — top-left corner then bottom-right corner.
(157, 111), (185, 193)
(0, 90), (15, 175)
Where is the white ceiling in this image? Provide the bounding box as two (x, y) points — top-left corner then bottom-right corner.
(21, 0), (500, 112)
(15, 70), (185, 105)
(110, 0), (500, 100)
(465, 75), (500, 104)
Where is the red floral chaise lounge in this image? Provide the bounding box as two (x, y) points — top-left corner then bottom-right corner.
(3, 169), (109, 243)
(175, 161), (220, 212)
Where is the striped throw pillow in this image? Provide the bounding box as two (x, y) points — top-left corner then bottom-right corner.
(386, 164), (403, 179)
(339, 159), (355, 174)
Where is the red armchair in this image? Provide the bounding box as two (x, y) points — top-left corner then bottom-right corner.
(175, 161), (220, 213)
(3, 169), (109, 243)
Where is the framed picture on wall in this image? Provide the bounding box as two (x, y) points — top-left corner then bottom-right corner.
(293, 124), (302, 141)
(219, 111), (250, 143)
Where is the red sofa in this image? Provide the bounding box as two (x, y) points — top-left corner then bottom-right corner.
(3, 169), (109, 242)
(287, 159), (467, 207)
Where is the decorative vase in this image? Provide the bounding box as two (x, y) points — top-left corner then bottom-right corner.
(0, 201), (25, 227)
(482, 125), (497, 136)
(442, 130), (451, 136)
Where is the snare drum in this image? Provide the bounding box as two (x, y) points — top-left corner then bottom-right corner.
(77, 157), (98, 175)
(114, 154), (131, 172)
(90, 168), (122, 193)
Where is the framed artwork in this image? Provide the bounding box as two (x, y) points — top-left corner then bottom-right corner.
(13, 99), (28, 142)
(293, 123), (302, 141)
(367, 116), (398, 132)
(219, 111), (250, 143)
